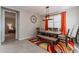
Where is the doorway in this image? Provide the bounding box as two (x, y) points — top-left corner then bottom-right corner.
(1, 7), (19, 44)
(5, 11), (16, 43)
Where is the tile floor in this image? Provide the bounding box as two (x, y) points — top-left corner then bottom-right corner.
(0, 39), (48, 53)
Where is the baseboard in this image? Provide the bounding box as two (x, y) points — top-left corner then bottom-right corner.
(19, 35), (35, 40)
(0, 42), (1, 45)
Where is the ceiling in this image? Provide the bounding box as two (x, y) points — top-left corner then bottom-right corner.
(14, 6), (74, 16)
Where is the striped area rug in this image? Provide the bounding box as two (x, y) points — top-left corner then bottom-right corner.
(29, 38), (74, 53)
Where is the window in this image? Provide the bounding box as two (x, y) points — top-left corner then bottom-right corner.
(48, 14), (61, 29)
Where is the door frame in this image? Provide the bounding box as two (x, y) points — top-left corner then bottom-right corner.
(1, 7), (19, 43)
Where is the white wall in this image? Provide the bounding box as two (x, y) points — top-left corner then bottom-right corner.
(3, 6), (41, 40)
(39, 16), (45, 30)
(77, 7), (79, 26)
(66, 7), (79, 32)
(0, 6), (1, 44)
(19, 10), (41, 40)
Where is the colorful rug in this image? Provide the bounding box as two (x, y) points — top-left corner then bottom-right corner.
(29, 38), (74, 53)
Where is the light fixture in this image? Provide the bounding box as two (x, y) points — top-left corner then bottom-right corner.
(45, 6), (50, 17)
(43, 6), (52, 21)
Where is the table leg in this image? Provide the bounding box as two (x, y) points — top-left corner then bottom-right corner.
(50, 41), (56, 53)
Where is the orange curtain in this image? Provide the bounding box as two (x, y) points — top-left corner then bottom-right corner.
(61, 12), (67, 35)
(45, 16), (48, 31)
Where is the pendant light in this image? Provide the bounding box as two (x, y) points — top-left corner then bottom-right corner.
(43, 6), (52, 21)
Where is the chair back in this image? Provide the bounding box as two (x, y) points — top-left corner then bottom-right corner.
(70, 25), (79, 38)
(67, 29), (70, 36)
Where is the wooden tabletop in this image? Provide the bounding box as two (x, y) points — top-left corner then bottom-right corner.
(39, 30), (61, 35)
(37, 35), (58, 42)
